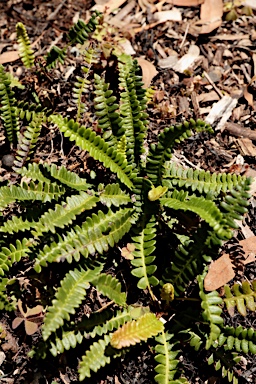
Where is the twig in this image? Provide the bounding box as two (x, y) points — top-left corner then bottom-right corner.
(47, 0), (68, 21)
(203, 71), (223, 99)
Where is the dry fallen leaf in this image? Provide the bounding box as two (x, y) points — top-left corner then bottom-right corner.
(153, 9), (182, 23)
(173, 45), (200, 73)
(0, 50), (20, 65)
(166, 0), (204, 5)
(204, 237), (256, 291)
(198, 0), (223, 34)
(136, 58), (158, 88)
(91, 0), (127, 14)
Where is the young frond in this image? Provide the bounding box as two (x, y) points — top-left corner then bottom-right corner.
(16, 22), (35, 68)
(0, 64), (19, 143)
(223, 281), (256, 316)
(67, 12), (101, 45)
(13, 113), (43, 171)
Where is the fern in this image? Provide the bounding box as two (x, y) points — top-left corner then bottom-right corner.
(46, 46), (67, 69)
(161, 191), (232, 240)
(198, 270), (223, 350)
(154, 331), (188, 384)
(68, 13), (101, 45)
(33, 207), (133, 271)
(163, 162), (248, 195)
(131, 217), (159, 299)
(0, 64), (19, 143)
(50, 114), (135, 189)
(42, 264), (103, 340)
(217, 325), (256, 354)
(13, 113), (43, 171)
(91, 273), (127, 306)
(98, 183), (130, 207)
(111, 313), (164, 349)
(78, 335), (112, 380)
(94, 73), (121, 145)
(223, 281), (256, 316)
(16, 22), (35, 68)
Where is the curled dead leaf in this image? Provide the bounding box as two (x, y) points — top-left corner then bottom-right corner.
(136, 58), (158, 88)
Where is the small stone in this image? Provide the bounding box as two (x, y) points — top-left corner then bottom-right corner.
(2, 154), (15, 167)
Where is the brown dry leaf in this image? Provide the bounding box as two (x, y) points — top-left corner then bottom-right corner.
(0, 50), (20, 64)
(173, 45), (200, 73)
(91, 0), (127, 14)
(204, 237), (256, 291)
(136, 58), (158, 88)
(166, 0), (204, 5)
(244, 74), (256, 109)
(198, 0), (223, 34)
(153, 9), (182, 23)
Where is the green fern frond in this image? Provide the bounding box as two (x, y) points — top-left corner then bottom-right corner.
(0, 239), (33, 274)
(160, 191), (232, 240)
(98, 183), (130, 207)
(13, 113), (43, 171)
(94, 73), (121, 143)
(223, 281), (256, 316)
(44, 163), (89, 190)
(88, 309), (132, 338)
(163, 163), (248, 195)
(46, 46), (67, 69)
(117, 59), (148, 166)
(17, 163), (51, 182)
(162, 227), (213, 295)
(78, 334), (111, 380)
(131, 217), (159, 299)
(31, 191), (98, 237)
(147, 119), (212, 186)
(15, 100), (50, 122)
(198, 271), (223, 350)
(154, 331), (187, 384)
(207, 351), (240, 384)
(33, 207), (133, 271)
(50, 330), (84, 356)
(0, 278), (16, 311)
(16, 22), (35, 68)
(217, 325), (256, 354)
(0, 216), (34, 234)
(42, 264), (103, 340)
(68, 12), (101, 45)
(91, 273), (126, 306)
(0, 181), (65, 211)
(0, 64), (19, 143)
(50, 114), (135, 189)
(220, 179), (251, 225)
(72, 75), (90, 121)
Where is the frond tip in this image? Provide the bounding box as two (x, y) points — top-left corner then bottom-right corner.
(16, 22), (35, 68)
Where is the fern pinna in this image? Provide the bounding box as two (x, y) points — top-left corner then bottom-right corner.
(0, 12), (254, 384)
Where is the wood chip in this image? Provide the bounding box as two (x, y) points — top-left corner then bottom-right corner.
(205, 95), (238, 131)
(172, 45), (200, 73)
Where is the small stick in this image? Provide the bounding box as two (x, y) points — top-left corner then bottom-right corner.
(203, 71), (223, 99)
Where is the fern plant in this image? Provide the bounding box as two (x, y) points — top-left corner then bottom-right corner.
(0, 12), (254, 383)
